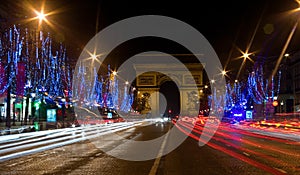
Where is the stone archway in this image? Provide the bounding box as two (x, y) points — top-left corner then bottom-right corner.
(134, 63), (204, 117)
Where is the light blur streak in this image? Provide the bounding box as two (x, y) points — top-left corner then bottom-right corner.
(174, 122), (287, 175)
(0, 122), (141, 162)
(0, 124), (117, 151)
(0, 123), (131, 155)
(180, 123), (290, 164)
(180, 122), (299, 166)
(271, 19), (299, 79)
(0, 129), (69, 144)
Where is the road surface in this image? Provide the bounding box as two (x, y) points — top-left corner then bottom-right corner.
(0, 119), (299, 175)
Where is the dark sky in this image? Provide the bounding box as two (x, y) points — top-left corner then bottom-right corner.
(1, 0), (300, 79)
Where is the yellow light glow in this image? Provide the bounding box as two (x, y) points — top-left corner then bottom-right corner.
(221, 70), (227, 76)
(21, 1), (64, 33)
(91, 54), (97, 60)
(243, 53), (250, 59)
(36, 11), (46, 22)
(236, 48), (254, 62)
(83, 49), (103, 64)
(112, 71), (117, 76)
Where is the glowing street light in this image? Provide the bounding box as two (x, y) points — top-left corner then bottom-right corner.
(36, 11), (46, 22)
(33, 9), (49, 28)
(112, 71), (117, 76)
(221, 70), (227, 76)
(91, 54), (97, 60)
(27, 2), (60, 31)
(235, 50), (254, 80)
(242, 53), (250, 59)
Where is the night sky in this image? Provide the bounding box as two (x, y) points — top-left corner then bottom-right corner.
(1, 0), (300, 80)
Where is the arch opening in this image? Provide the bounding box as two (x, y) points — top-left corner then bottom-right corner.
(159, 81), (180, 118)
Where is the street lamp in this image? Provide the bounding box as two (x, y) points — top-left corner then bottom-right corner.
(36, 11), (46, 23)
(221, 70), (227, 76)
(236, 51), (254, 80)
(33, 9), (48, 30)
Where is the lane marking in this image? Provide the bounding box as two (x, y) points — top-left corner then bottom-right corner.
(243, 152), (250, 157)
(7, 163), (18, 167)
(95, 153), (102, 157)
(274, 168), (287, 174)
(148, 124), (170, 175)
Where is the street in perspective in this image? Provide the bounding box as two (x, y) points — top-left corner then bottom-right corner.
(0, 0), (300, 175)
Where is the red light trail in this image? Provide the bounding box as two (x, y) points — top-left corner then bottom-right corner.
(173, 117), (300, 174)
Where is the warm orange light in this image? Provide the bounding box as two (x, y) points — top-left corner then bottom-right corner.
(36, 11), (46, 22)
(272, 101), (278, 107)
(221, 70), (227, 76)
(243, 53), (250, 59)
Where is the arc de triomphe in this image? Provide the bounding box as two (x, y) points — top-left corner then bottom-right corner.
(134, 63), (204, 117)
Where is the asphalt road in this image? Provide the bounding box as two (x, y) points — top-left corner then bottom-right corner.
(0, 120), (299, 175)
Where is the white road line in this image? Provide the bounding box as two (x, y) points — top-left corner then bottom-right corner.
(243, 152), (250, 156)
(7, 162), (18, 167)
(274, 167), (287, 174)
(148, 125), (170, 175)
(95, 153), (102, 156)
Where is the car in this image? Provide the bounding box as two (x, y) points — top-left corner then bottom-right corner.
(98, 107), (125, 124)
